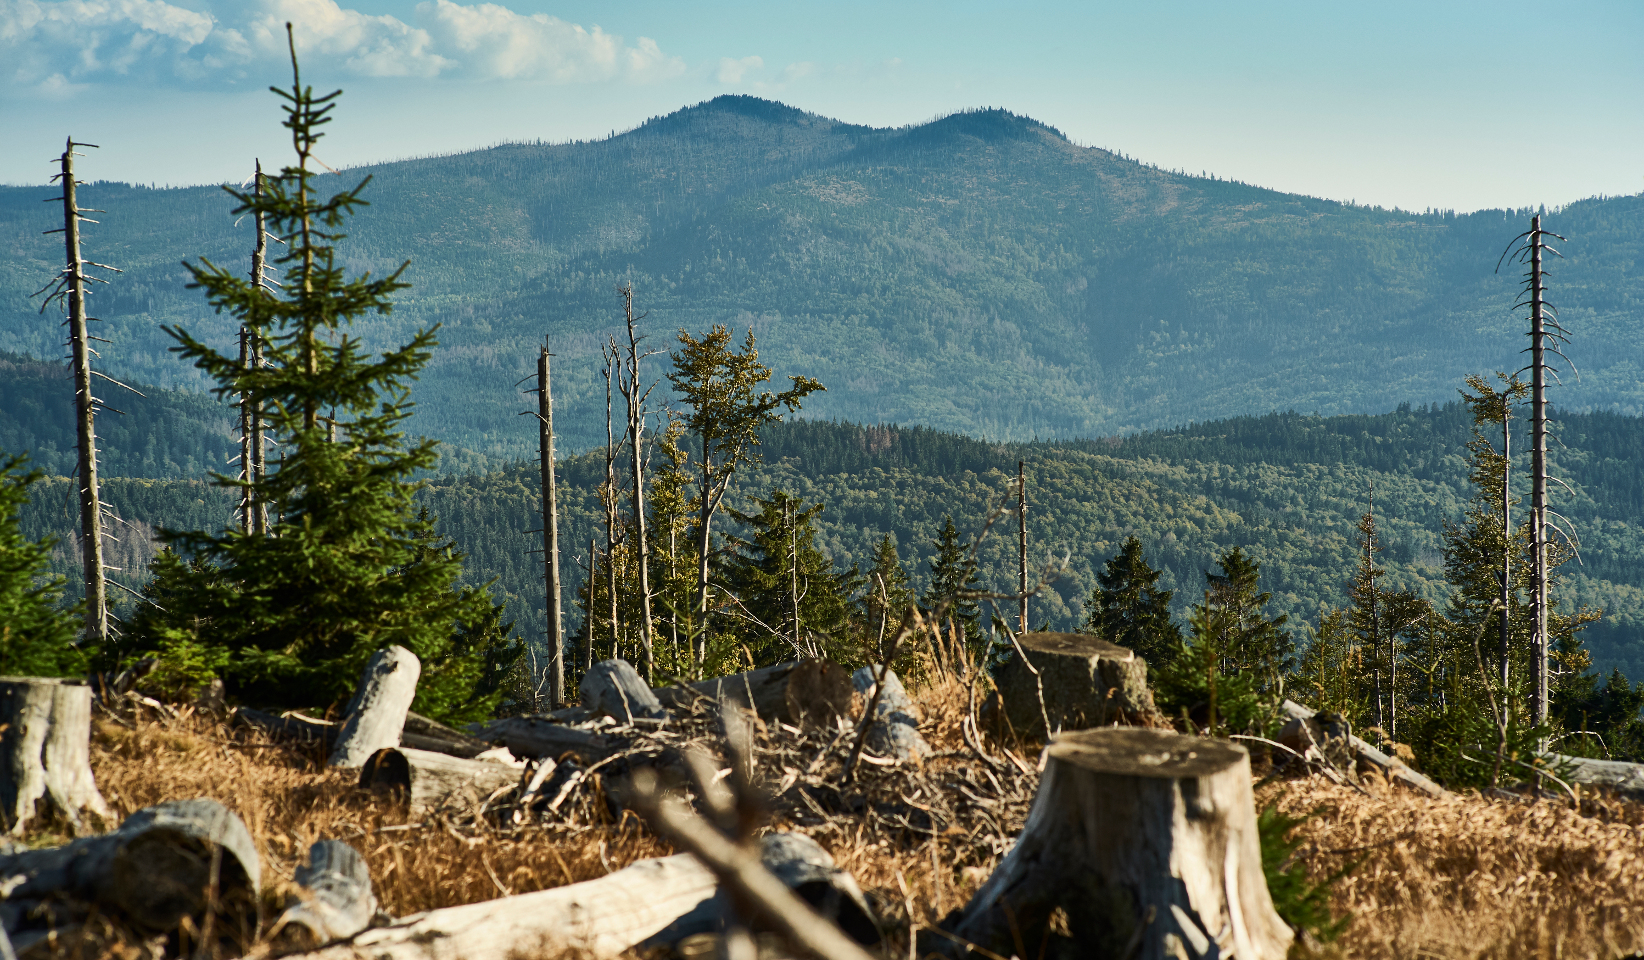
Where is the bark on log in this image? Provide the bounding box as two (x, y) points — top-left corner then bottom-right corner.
(330, 647), (421, 768)
(1279, 700), (1449, 798)
(944, 728), (1291, 960)
(400, 711), (491, 759)
(271, 840), (379, 952)
(360, 748), (523, 817)
(466, 717), (614, 763)
(0, 677), (111, 835)
(991, 633), (1164, 739)
(581, 659), (668, 722)
(655, 659), (855, 727)
(289, 853), (719, 960)
(850, 667), (931, 762)
(0, 799), (260, 940)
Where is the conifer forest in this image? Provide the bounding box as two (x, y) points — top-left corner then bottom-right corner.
(3, 28), (1644, 960)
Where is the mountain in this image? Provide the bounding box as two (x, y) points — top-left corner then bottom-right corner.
(3, 97), (1641, 457)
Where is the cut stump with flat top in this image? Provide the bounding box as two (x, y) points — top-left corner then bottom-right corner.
(993, 633), (1163, 738)
(329, 646), (421, 769)
(0, 677), (111, 835)
(944, 727), (1292, 960)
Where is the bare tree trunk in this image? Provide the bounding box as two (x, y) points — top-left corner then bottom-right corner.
(539, 340), (565, 706)
(1529, 214), (1550, 731)
(0, 678), (110, 835)
(1500, 406), (1512, 718)
(694, 452), (721, 673)
(621, 287), (656, 681)
(248, 160), (269, 535)
(585, 537), (598, 680)
(56, 139), (106, 646)
(943, 729), (1291, 960)
(788, 502), (801, 654)
(238, 327), (253, 531)
(1018, 461), (1027, 632)
(603, 343), (622, 661)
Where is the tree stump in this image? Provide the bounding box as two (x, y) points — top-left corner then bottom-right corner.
(850, 667), (931, 761)
(271, 840), (379, 951)
(581, 659), (668, 723)
(0, 798), (260, 949)
(0, 677), (111, 835)
(330, 646), (421, 769)
(656, 659), (855, 726)
(992, 633), (1163, 739)
(360, 747), (524, 817)
(944, 728), (1292, 960)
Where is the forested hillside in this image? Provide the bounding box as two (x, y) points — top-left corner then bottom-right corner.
(18, 409), (1644, 681)
(3, 97), (1640, 456)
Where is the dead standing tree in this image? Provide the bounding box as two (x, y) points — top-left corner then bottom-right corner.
(519, 337), (566, 706)
(239, 159), (276, 535)
(619, 284), (662, 681)
(35, 138), (126, 646)
(601, 338), (626, 663)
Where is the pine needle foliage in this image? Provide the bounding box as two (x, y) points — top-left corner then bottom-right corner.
(1081, 535), (1181, 668)
(0, 453), (84, 676)
(149, 32), (495, 714)
(922, 515), (982, 644)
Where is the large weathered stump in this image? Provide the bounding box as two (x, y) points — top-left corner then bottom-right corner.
(330, 646), (421, 769)
(360, 747), (523, 817)
(0, 677), (111, 835)
(581, 659), (668, 723)
(850, 667), (931, 762)
(656, 659), (855, 727)
(992, 633), (1163, 738)
(271, 840), (379, 951)
(0, 798), (260, 950)
(945, 728), (1291, 960)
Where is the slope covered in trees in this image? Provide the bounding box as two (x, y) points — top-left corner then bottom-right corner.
(2, 98), (1640, 455)
(17, 409), (1644, 681)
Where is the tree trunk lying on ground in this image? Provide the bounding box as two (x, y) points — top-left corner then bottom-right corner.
(1546, 754), (1644, 800)
(0, 799), (260, 953)
(0, 677), (111, 836)
(330, 646), (421, 769)
(467, 717), (614, 763)
(990, 633), (1165, 739)
(400, 711), (492, 759)
(270, 840), (379, 953)
(1279, 700), (1449, 798)
(581, 659), (668, 722)
(359, 747), (523, 817)
(655, 659), (855, 727)
(850, 667), (931, 762)
(942, 728), (1292, 960)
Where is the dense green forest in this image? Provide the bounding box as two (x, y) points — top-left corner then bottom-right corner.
(16, 399), (1644, 682)
(4, 97), (1641, 456)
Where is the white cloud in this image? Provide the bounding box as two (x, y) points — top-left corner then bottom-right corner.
(0, 0), (684, 89)
(715, 54), (761, 84)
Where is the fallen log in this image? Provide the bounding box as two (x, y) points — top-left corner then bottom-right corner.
(1548, 754), (1644, 800)
(0, 676), (111, 835)
(655, 659), (855, 727)
(236, 707), (334, 744)
(0, 798), (260, 946)
(942, 728), (1291, 960)
(467, 716), (614, 763)
(330, 646), (421, 768)
(360, 747), (523, 817)
(400, 711), (492, 759)
(990, 632), (1164, 739)
(271, 840), (379, 952)
(849, 667), (930, 762)
(1279, 700), (1449, 797)
(581, 659), (668, 722)
(289, 853), (718, 960)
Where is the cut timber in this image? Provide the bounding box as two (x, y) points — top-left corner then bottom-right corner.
(655, 659), (855, 726)
(581, 659), (668, 722)
(289, 853), (718, 960)
(271, 840), (378, 951)
(992, 633), (1163, 739)
(944, 728), (1291, 960)
(360, 747), (523, 817)
(330, 646), (421, 769)
(468, 716), (614, 763)
(1280, 700), (1449, 798)
(1552, 754), (1644, 800)
(0, 798), (259, 940)
(850, 667), (931, 762)
(0, 677), (111, 835)
(401, 711), (492, 759)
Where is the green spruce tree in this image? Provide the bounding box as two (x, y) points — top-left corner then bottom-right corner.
(722, 490), (861, 666)
(147, 33), (495, 716)
(1082, 536), (1181, 667)
(0, 453), (84, 676)
(860, 534), (915, 654)
(922, 515), (982, 644)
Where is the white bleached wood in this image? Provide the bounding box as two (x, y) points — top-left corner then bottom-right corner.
(329, 646), (421, 769)
(947, 727), (1292, 960)
(581, 659), (667, 722)
(0, 677), (111, 835)
(271, 840), (378, 951)
(360, 747), (523, 817)
(850, 667), (930, 762)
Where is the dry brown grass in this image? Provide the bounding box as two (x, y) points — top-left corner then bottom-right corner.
(65, 676), (1644, 960)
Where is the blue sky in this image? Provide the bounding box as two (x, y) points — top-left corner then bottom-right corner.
(2, 0), (1639, 212)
